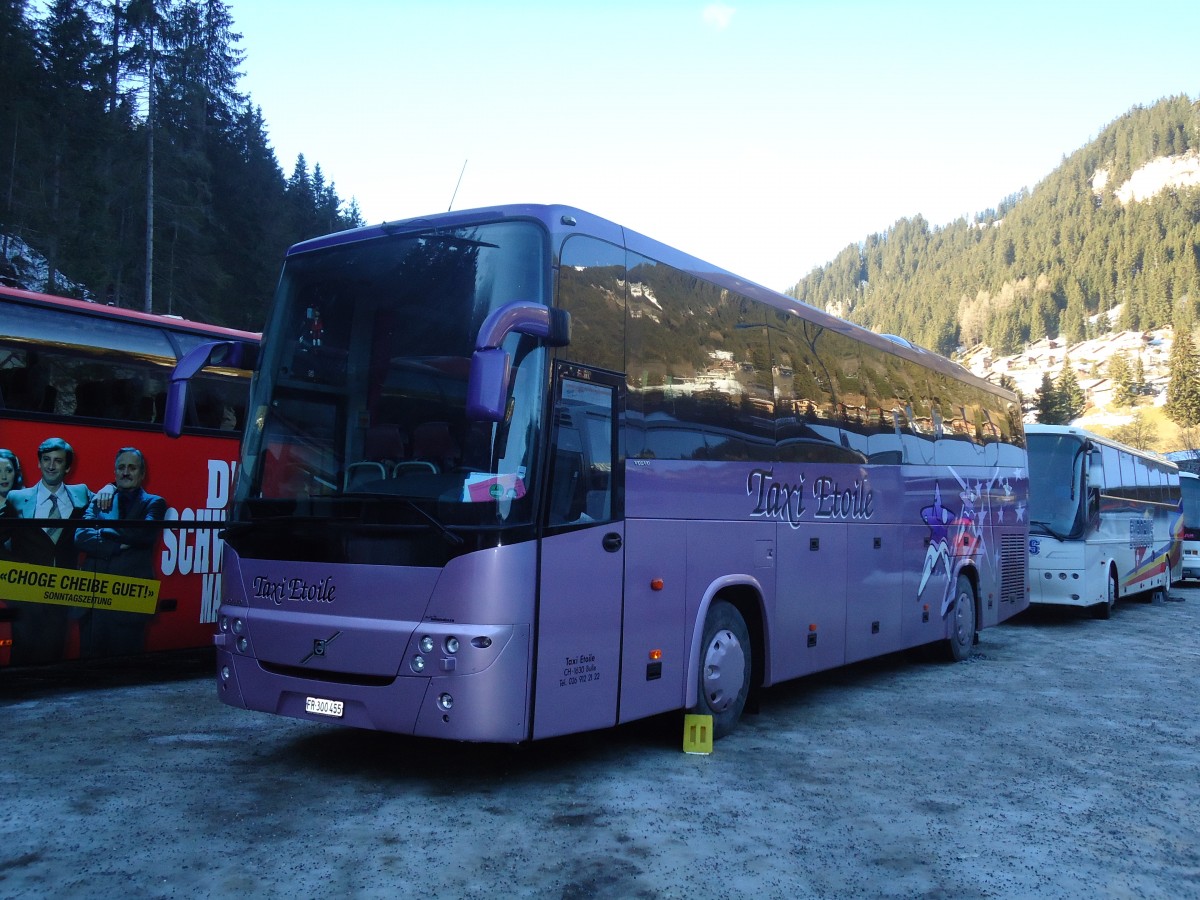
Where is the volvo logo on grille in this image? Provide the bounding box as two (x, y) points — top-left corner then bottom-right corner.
(301, 631), (342, 664)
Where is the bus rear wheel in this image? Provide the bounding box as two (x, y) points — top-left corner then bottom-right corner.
(695, 600), (751, 739)
(1158, 569), (1172, 603)
(944, 575), (976, 662)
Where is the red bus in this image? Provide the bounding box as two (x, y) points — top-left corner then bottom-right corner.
(0, 285), (257, 667)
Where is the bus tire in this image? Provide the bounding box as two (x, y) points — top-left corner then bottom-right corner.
(695, 600), (751, 739)
(944, 574), (976, 662)
(1152, 569), (1171, 604)
(1094, 571), (1117, 619)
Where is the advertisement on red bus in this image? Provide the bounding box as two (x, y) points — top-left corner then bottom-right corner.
(0, 284), (255, 668)
(0, 420), (238, 666)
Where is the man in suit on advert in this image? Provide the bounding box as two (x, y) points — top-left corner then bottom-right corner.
(75, 447), (166, 657)
(2, 437), (94, 665)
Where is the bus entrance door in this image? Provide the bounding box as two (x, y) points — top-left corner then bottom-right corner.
(531, 367), (624, 740)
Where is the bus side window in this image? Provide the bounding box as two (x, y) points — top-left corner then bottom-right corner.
(548, 423), (586, 525)
(0, 361), (53, 411)
(1100, 445), (1119, 494)
(547, 377), (614, 527)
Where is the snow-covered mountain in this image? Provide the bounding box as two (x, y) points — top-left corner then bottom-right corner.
(960, 314), (1175, 429)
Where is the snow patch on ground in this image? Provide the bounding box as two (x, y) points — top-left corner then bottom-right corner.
(1095, 150), (1200, 204)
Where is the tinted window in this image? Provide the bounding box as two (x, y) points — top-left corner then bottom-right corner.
(557, 236), (626, 373)
(626, 254), (775, 462)
(0, 306), (248, 429)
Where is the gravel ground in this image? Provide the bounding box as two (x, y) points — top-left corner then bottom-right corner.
(2, 587), (1198, 899)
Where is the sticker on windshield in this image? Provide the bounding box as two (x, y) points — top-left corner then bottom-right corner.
(463, 473), (527, 503)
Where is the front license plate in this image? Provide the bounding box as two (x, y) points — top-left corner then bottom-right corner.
(305, 696), (344, 718)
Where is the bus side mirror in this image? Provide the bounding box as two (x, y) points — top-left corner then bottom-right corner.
(466, 348), (512, 422)
(164, 339), (256, 438)
(466, 302), (570, 422)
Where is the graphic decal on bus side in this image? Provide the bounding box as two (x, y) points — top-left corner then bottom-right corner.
(0, 562), (158, 613)
(1122, 508), (1182, 589)
(161, 459), (236, 623)
(917, 467), (1024, 617)
(1, 435), (238, 666)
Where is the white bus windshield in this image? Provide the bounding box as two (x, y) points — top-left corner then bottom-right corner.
(1027, 432), (1087, 539)
(1181, 474), (1200, 531)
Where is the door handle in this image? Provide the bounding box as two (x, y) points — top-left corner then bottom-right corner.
(602, 532), (623, 553)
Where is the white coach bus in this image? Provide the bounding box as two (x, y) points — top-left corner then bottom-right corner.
(1027, 424), (1182, 618)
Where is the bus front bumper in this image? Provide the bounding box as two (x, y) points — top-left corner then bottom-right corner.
(215, 623), (532, 742)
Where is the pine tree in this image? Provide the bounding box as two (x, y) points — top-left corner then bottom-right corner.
(1165, 329), (1200, 428)
(1059, 293), (1087, 344)
(1055, 359), (1085, 422)
(35, 0), (107, 293)
(1036, 372), (1062, 424)
(1131, 354), (1147, 396)
(1108, 353), (1136, 406)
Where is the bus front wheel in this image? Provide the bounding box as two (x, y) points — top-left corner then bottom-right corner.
(944, 575), (976, 662)
(1094, 571), (1117, 619)
(695, 600), (751, 739)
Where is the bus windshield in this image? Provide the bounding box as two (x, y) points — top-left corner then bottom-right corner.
(240, 220), (549, 530)
(1027, 431), (1087, 539)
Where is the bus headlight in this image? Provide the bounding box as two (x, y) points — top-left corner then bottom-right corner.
(444, 636), (459, 654)
(419, 635), (435, 654)
(411, 655), (426, 673)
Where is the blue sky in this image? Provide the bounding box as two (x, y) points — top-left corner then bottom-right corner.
(228, 1), (1200, 292)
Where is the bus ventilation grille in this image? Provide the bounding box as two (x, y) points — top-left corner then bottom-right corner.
(1000, 533), (1027, 604)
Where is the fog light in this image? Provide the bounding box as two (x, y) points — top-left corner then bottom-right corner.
(220, 665), (230, 681)
(420, 635), (434, 653)
(444, 636), (459, 654)
(236, 636), (248, 653)
(438, 693), (454, 711)
(411, 655), (426, 673)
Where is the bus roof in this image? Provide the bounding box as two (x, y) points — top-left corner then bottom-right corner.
(0, 284), (260, 343)
(1025, 423), (1178, 466)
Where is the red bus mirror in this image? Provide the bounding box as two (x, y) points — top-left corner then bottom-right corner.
(164, 339), (256, 437)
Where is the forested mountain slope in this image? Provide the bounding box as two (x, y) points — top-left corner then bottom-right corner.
(0, 0), (360, 330)
(788, 96), (1200, 360)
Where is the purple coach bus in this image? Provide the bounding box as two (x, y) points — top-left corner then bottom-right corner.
(170, 204), (1029, 742)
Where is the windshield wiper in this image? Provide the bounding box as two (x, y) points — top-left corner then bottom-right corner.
(405, 500), (464, 546)
(1030, 519), (1069, 541)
